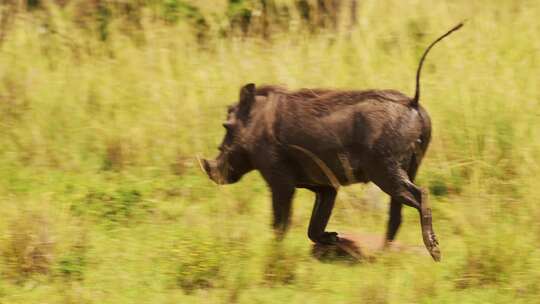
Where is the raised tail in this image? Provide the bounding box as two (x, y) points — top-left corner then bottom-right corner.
(411, 22), (464, 107)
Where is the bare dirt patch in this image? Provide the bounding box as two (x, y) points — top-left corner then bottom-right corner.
(312, 232), (427, 262)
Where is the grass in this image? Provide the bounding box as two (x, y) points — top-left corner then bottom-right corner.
(0, 0), (539, 303)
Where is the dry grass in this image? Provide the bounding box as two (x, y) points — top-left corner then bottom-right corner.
(1, 210), (54, 280)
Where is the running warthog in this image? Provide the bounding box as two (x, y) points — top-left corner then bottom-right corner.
(201, 23), (463, 261)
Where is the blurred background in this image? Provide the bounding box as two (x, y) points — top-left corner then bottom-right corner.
(0, 0), (539, 303)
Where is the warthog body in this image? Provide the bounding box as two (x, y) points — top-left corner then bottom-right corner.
(202, 23), (463, 261)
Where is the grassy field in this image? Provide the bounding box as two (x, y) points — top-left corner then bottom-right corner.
(0, 1), (539, 303)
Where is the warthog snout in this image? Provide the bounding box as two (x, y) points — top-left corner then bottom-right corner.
(201, 158), (227, 185)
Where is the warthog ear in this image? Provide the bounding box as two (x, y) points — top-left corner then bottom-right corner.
(238, 83), (256, 120)
(239, 83), (255, 103)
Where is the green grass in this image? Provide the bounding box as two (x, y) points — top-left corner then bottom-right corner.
(0, 1), (539, 303)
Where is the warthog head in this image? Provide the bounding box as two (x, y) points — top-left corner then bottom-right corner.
(201, 83), (257, 184)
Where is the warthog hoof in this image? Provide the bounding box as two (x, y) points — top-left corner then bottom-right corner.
(314, 231), (340, 245)
(430, 245), (441, 262)
(425, 231), (441, 261)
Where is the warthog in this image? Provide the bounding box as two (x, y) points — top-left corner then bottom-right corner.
(201, 23), (463, 261)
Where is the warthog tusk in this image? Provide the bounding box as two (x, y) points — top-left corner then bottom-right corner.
(195, 154), (205, 174)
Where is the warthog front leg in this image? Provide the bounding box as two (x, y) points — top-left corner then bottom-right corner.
(307, 187), (339, 245)
(270, 183), (295, 239)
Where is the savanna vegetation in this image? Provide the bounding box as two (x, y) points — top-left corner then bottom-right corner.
(0, 0), (539, 303)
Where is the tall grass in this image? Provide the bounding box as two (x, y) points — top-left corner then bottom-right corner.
(0, 1), (539, 303)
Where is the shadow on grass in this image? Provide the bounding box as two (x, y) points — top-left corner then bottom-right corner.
(311, 237), (377, 264)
